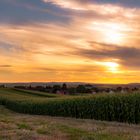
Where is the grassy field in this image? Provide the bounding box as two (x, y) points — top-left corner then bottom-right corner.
(0, 88), (140, 139)
(0, 105), (140, 140)
(0, 88), (140, 124)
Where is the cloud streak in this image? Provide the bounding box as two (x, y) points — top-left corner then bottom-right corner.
(0, 0), (139, 83)
(0, 65), (12, 68)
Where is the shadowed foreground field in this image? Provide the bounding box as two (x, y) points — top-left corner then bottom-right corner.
(0, 105), (140, 140)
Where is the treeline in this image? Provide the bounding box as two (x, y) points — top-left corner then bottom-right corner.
(14, 83), (139, 95)
(14, 84), (94, 94)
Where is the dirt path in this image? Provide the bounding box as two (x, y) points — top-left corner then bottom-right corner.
(0, 105), (140, 140)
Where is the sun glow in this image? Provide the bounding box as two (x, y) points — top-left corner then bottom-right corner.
(105, 30), (123, 44)
(104, 62), (119, 73)
(90, 22), (128, 44)
(103, 23), (124, 44)
(96, 61), (120, 73)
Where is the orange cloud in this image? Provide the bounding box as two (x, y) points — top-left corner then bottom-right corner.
(0, 1), (140, 83)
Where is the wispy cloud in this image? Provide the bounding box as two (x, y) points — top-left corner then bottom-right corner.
(0, 0), (139, 83)
(0, 65), (12, 68)
(43, 0), (139, 17)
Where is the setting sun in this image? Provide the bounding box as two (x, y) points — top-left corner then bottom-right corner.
(104, 62), (119, 73)
(96, 61), (120, 73)
(105, 29), (123, 44)
(101, 23), (127, 45)
(89, 22), (127, 44)
(0, 1), (140, 138)
(103, 23), (126, 44)
(0, 0), (139, 84)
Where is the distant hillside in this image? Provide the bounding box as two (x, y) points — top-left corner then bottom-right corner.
(0, 82), (140, 88)
(0, 82), (86, 87)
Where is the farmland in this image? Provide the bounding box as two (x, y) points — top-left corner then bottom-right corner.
(0, 88), (140, 139)
(0, 88), (140, 124)
(1, 105), (140, 140)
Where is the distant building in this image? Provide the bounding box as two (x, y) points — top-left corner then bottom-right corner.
(109, 90), (115, 94)
(92, 91), (97, 94)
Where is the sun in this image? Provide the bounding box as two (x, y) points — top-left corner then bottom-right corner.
(105, 30), (123, 44)
(103, 62), (119, 73)
(102, 23), (124, 44)
(89, 22), (126, 45)
(96, 61), (120, 73)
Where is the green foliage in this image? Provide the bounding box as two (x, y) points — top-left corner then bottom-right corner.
(17, 123), (32, 130)
(13, 88), (59, 98)
(76, 85), (88, 93)
(37, 128), (51, 135)
(0, 88), (140, 124)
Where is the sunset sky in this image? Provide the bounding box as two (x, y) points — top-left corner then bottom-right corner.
(0, 0), (140, 83)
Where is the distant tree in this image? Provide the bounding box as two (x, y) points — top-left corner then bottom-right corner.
(62, 83), (67, 90)
(85, 84), (93, 88)
(28, 85), (32, 89)
(116, 87), (122, 92)
(45, 85), (52, 93)
(52, 85), (61, 93)
(76, 85), (87, 93)
(132, 87), (138, 91)
(14, 86), (26, 89)
(92, 87), (99, 93)
(0, 85), (5, 88)
(46, 85), (52, 89)
(35, 86), (45, 92)
(68, 87), (76, 94)
(61, 83), (68, 94)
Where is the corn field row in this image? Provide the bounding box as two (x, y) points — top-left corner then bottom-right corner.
(0, 88), (140, 124)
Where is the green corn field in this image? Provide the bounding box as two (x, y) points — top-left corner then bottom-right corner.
(0, 88), (140, 124)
